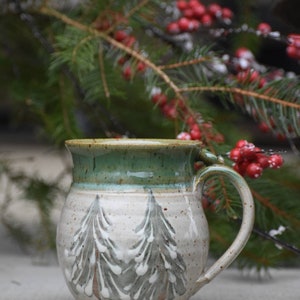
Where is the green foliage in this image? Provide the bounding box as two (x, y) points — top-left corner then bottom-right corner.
(0, 159), (66, 252)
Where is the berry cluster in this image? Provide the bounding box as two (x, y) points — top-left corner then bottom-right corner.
(104, 12), (296, 145)
(226, 45), (297, 140)
(111, 27), (224, 144)
(151, 89), (224, 143)
(176, 121), (224, 143)
(258, 117), (295, 141)
(229, 140), (284, 179)
(254, 25), (300, 61)
(286, 34), (300, 60)
(166, 1), (233, 34)
(113, 30), (147, 80)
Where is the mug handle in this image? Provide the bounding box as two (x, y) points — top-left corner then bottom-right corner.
(194, 162), (255, 289)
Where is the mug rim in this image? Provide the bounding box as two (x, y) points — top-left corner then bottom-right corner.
(65, 138), (202, 149)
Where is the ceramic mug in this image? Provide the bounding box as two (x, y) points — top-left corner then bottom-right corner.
(57, 139), (254, 300)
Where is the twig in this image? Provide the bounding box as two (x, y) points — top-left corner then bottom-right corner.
(251, 225), (300, 256)
(235, 217), (300, 256)
(179, 86), (300, 110)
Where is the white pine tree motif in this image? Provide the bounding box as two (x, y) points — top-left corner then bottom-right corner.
(66, 195), (128, 299)
(126, 190), (187, 300)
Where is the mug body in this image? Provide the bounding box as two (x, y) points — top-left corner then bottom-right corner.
(57, 139), (209, 300)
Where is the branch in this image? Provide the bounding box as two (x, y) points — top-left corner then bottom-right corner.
(159, 57), (210, 70)
(14, 3), (130, 137)
(179, 86), (300, 110)
(38, 5), (184, 100)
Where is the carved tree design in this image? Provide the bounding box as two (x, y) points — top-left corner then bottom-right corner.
(126, 190), (187, 300)
(66, 195), (127, 299)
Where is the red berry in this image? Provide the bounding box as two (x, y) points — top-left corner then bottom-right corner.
(254, 146), (262, 154)
(229, 147), (242, 162)
(190, 123), (200, 131)
(276, 133), (287, 141)
(188, 0), (201, 9)
(151, 93), (168, 106)
(201, 14), (213, 26)
(178, 17), (192, 31)
(183, 8), (194, 19)
(177, 132), (192, 140)
(117, 56), (128, 66)
(194, 161), (203, 171)
(246, 163), (263, 179)
(221, 7), (233, 20)
(201, 196), (210, 210)
(269, 154), (283, 169)
(237, 70), (260, 84)
(190, 19), (200, 31)
(235, 47), (254, 60)
(114, 30), (128, 42)
(186, 115), (196, 126)
(240, 143), (256, 160)
(176, 0), (188, 11)
(249, 70), (260, 82)
(170, 98), (187, 111)
(190, 124), (202, 140)
(123, 35), (136, 48)
(162, 103), (177, 119)
(257, 154), (270, 169)
(235, 139), (248, 148)
(166, 22), (180, 34)
(137, 61), (147, 72)
(208, 3), (222, 17)
(233, 161), (249, 176)
(259, 77), (267, 88)
(258, 122), (270, 133)
(257, 22), (271, 34)
(122, 66), (132, 80)
(193, 4), (206, 19)
(287, 34), (300, 47)
(286, 45), (300, 60)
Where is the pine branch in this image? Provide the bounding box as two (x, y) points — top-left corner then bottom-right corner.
(39, 4), (300, 145)
(14, 3), (132, 138)
(40, 6), (180, 95)
(179, 86), (300, 110)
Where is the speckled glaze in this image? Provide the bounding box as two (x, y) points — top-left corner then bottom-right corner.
(57, 139), (254, 300)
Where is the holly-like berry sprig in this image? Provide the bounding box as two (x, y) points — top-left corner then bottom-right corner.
(228, 139), (284, 179)
(166, 1), (234, 34)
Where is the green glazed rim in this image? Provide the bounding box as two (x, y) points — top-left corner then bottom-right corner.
(65, 138), (202, 149)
